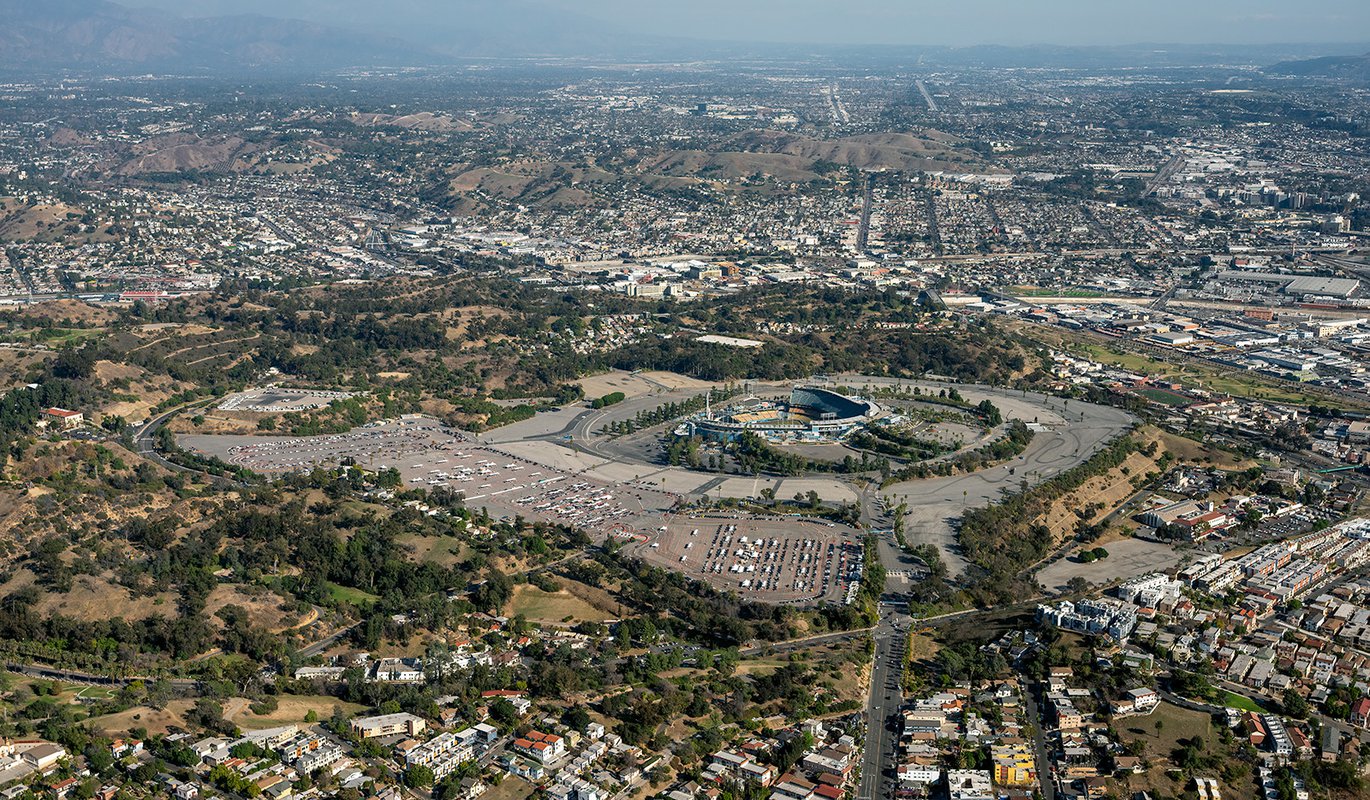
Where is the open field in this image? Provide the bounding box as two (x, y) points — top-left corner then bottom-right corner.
(1114, 701), (1256, 800)
(1219, 690), (1268, 713)
(1117, 701), (1215, 760)
(481, 777), (535, 800)
(0, 569), (176, 622)
(398, 532), (465, 567)
(226, 695), (365, 729)
(507, 583), (618, 624)
(87, 700), (194, 735)
(203, 584), (297, 632)
(325, 581), (379, 606)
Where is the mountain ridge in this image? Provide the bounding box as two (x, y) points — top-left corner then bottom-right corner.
(0, 0), (430, 71)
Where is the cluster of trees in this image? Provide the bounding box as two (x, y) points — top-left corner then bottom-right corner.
(0, 376), (90, 454)
(1077, 546), (1110, 563)
(884, 419), (1034, 485)
(958, 433), (1140, 605)
(718, 431), (896, 479)
(610, 339), (813, 382)
(589, 391), (625, 409)
(849, 425), (952, 463)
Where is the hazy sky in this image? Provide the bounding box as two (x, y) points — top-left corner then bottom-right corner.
(138, 0), (1370, 47)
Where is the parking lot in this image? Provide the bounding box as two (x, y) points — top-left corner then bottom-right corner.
(216, 386), (358, 413)
(182, 412), (868, 606)
(628, 515), (863, 605)
(181, 418), (676, 535)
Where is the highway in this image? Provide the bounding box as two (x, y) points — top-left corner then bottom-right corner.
(915, 80), (939, 113)
(856, 173), (875, 252)
(1145, 152), (1185, 195)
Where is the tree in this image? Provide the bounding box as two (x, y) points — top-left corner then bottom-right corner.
(404, 765), (434, 788)
(51, 347), (95, 380)
(1282, 688), (1310, 719)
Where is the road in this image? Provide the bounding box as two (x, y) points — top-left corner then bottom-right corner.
(1022, 678), (1057, 800)
(856, 173), (875, 252)
(915, 80), (940, 113)
(132, 398), (243, 486)
(6, 662), (199, 692)
(1145, 152), (1185, 195)
(856, 605), (908, 800)
(299, 623), (360, 659)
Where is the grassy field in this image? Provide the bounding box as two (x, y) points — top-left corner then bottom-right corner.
(481, 777), (535, 800)
(325, 581), (379, 606)
(397, 532), (464, 567)
(31, 327), (105, 346)
(1118, 702), (1215, 759)
(1115, 701), (1257, 800)
(507, 584), (616, 624)
(1219, 690), (1268, 713)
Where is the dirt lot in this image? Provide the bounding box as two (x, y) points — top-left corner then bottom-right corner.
(1113, 701), (1256, 800)
(13, 299), (117, 326)
(398, 532), (465, 567)
(1036, 537), (1188, 593)
(576, 369), (714, 400)
(87, 700), (194, 735)
(225, 695), (365, 730)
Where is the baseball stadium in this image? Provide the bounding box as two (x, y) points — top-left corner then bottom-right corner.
(678, 386), (881, 443)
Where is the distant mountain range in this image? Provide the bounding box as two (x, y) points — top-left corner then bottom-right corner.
(1, 0), (1368, 75)
(0, 0), (427, 71)
(1267, 52), (1370, 81)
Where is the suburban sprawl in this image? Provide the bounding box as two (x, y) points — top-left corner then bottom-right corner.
(0, 21), (1368, 800)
